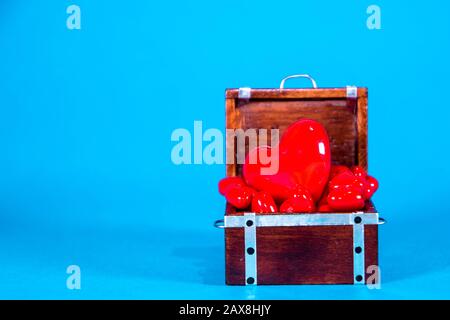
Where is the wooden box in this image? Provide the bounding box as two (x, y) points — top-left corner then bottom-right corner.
(220, 75), (383, 285)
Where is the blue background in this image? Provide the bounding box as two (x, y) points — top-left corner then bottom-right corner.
(1, 0), (450, 299)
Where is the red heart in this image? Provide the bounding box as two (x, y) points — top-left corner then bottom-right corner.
(329, 171), (365, 194)
(327, 171), (366, 211)
(327, 188), (365, 211)
(225, 185), (254, 209)
(218, 176), (245, 195)
(280, 185), (315, 213)
(243, 119), (331, 202)
(330, 165), (352, 179)
(242, 146), (298, 202)
(364, 175), (379, 199)
(251, 191), (278, 214)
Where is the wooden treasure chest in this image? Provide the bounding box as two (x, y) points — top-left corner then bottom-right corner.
(215, 74), (385, 285)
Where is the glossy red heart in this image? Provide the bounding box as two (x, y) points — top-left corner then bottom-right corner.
(251, 191), (277, 214)
(329, 171), (365, 194)
(351, 166), (367, 179)
(218, 176), (245, 195)
(280, 185), (315, 213)
(330, 165), (351, 179)
(243, 119), (331, 202)
(327, 188), (365, 211)
(329, 170), (379, 203)
(242, 146), (298, 202)
(280, 197), (315, 213)
(225, 186), (254, 209)
(364, 175), (379, 199)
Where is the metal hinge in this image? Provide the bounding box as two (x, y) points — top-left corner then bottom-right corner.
(238, 87), (252, 99)
(346, 85), (358, 99)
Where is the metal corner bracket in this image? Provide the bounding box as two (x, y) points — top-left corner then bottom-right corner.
(346, 85), (358, 99)
(238, 87), (252, 99)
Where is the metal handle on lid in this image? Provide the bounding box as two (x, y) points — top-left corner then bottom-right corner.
(280, 74), (318, 89)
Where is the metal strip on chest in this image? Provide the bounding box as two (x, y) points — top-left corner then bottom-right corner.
(244, 213), (257, 285)
(224, 213), (379, 228)
(353, 213), (365, 284)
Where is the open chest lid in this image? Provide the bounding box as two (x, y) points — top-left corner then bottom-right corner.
(225, 75), (368, 178)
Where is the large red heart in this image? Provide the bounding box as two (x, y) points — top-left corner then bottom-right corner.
(243, 119), (331, 202)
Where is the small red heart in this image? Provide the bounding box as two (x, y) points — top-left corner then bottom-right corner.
(280, 185), (315, 213)
(218, 176), (245, 195)
(225, 186), (254, 209)
(329, 171), (365, 194)
(243, 146), (298, 202)
(280, 197), (315, 213)
(251, 191), (277, 214)
(351, 166), (367, 179)
(243, 119), (331, 202)
(330, 165), (351, 179)
(327, 188), (365, 211)
(364, 175), (379, 199)
(328, 171), (366, 211)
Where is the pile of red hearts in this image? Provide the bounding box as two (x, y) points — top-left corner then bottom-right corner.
(218, 119), (378, 213)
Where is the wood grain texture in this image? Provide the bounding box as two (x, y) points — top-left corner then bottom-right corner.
(224, 87), (368, 171)
(224, 201), (379, 285)
(225, 228), (245, 285)
(357, 89), (368, 170)
(225, 224), (378, 285)
(225, 98), (238, 177)
(223, 86), (377, 285)
(364, 225), (379, 283)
